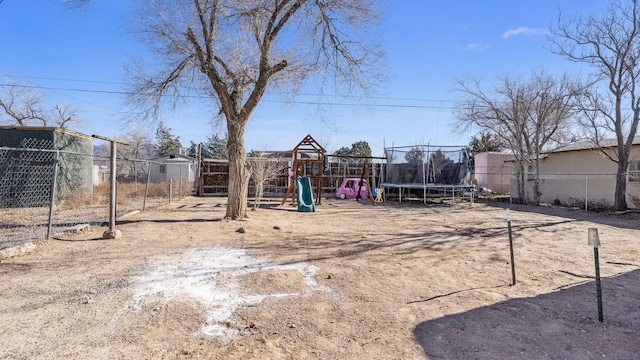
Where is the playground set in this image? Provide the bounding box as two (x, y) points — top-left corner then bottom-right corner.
(280, 135), (325, 212)
(280, 135), (474, 211)
(281, 135), (383, 211)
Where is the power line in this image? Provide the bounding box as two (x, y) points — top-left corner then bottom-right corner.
(1, 73), (458, 105)
(0, 82), (459, 110)
(4, 74), (125, 85)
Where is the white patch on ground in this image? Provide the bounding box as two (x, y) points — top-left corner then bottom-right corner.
(128, 246), (338, 340)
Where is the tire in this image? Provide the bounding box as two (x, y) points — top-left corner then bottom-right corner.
(340, 193), (346, 199)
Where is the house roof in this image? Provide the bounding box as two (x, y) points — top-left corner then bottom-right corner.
(0, 125), (93, 141)
(548, 136), (640, 154)
(151, 153), (196, 162)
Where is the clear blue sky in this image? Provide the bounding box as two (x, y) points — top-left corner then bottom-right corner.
(0, 1), (605, 156)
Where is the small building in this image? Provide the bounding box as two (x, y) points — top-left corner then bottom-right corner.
(149, 153), (196, 185)
(513, 138), (640, 208)
(0, 126), (94, 207)
(474, 152), (514, 194)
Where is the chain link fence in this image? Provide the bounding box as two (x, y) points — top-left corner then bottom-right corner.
(1, 145), (194, 252)
(508, 172), (640, 210)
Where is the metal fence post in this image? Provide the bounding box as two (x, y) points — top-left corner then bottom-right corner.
(180, 164), (183, 198)
(92, 134), (129, 239)
(143, 160), (150, 211)
(509, 172), (513, 204)
(46, 150), (60, 241)
(585, 174), (589, 212)
(109, 141), (117, 233)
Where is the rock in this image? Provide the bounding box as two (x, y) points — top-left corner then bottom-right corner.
(273, 226), (281, 230)
(236, 227), (246, 234)
(65, 224), (90, 234)
(102, 230), (122, 239)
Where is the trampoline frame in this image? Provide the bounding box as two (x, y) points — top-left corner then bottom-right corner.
(382, 144), (475, 206)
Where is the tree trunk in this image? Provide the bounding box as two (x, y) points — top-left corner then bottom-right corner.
(225, 116), (250, 219)
(516, 161), (527, 204)
(254, 182), (264, 210)
(614, 159), (628, 211)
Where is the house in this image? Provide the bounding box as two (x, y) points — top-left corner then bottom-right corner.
(149, 153), (196, 185)
(474, 152), (514, 194)
(0, 126), (94, 207)
(514, 137), (640, 208)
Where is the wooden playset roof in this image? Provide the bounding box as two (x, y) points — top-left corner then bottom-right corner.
(293, 134), (326, 155)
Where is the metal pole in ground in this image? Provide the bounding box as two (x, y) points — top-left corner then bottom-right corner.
(108, 141), (117, 233)
(588, 228), (604, 322)
(507, 209), (516, 286)
(46, 150), (60, 241)
(92, 134), (129, 239)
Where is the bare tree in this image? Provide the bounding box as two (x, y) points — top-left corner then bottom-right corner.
(0, 81), (48, 126)
(127, 0), (383, 219)
(456, 71), (579, 204)
(550, 0), (640, 211)
(52, 104), (81, 129)
(0, 79), (83, 129)
(116, 130), (156, 180)
(247, 154), (283, 210)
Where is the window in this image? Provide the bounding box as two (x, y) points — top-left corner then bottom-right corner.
(159, 164), (167, 174)
(628, 161), (640, 183)
(526, 164), (535, 181)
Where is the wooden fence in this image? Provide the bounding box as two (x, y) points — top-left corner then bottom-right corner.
(198, 158), (386, 198)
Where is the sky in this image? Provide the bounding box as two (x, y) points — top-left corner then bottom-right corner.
(0, 0), (607, 156)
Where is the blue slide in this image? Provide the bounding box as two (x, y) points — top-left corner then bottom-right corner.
(296, 176), (316, 212)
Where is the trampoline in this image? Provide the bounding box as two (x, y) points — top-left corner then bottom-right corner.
(382, 144), (474, 205)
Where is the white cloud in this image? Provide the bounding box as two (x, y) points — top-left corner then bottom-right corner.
(464, 43), (490, 51)
(502, 26), (548, 39)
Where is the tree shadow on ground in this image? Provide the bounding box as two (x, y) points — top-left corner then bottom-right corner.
(479, 199), (640, 231)
(116, 218), (222, 225)
(413, 269), (640, 359)
(252, 224), (502, 265)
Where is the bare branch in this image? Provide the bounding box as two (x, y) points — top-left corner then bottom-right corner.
(128, 0), (382, 219)
(455, 71), (580, 204)
(550, 0), (640, 210)
(52, 104), (81, 129)
(0, 80), (48, 126)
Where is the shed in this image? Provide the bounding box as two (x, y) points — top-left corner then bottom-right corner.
(149, 153), (196, 185)
(474, 152), (514, 194)
(0, 126), (94, 207)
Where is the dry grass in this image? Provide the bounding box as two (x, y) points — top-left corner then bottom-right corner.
(629, 194), (640, 209)
(0, 207), (46, 226)
(56, 182), (187, 210)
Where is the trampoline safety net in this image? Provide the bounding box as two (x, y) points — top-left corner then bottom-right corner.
(384, 145), (471, 186)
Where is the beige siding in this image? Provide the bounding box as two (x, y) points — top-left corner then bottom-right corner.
(516, 146), (640, 208)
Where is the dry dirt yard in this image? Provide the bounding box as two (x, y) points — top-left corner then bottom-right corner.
(1, 196), (639, 359)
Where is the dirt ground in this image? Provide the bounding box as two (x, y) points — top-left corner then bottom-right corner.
(1, 196), (639, 359)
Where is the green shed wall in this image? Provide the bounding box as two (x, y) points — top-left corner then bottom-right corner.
(0, 127), (94, 207)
